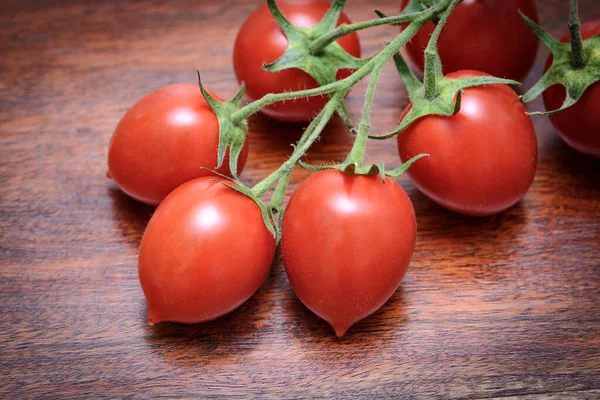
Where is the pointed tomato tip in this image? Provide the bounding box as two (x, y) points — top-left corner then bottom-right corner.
(333, 324), (351, 337)
(147, 310), (161, 326)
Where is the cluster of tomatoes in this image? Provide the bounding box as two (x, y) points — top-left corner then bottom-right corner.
(107, 0), (599, 336)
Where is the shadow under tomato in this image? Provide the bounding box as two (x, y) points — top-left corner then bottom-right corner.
(408, 188), (531, 283)
(143, 271), (277, 366)
(280, 278), (408, 357)
(109, 186), (154, 248)
(143, 249), (283, 365)
(409, 187), (530, 238)
(540, 134), (600, 193)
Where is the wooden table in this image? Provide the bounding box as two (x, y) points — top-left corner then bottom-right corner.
(2, 0), (599, 398)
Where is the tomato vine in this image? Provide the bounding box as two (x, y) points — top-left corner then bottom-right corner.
(200, 0), (522, 237)
(116, 0), (598, 333)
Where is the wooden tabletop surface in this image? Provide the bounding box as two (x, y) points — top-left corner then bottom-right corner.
(2, 0), (599, 398)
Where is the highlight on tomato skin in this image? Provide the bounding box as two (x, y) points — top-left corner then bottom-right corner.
(400, 0), (539, 82)
(397, 70), (538, 216)
(281, 170), (417, 337)
(138, 177), (276, 325)
(107, 83), (248, 207)
(542, 20), (600, 158)
(233, 0), (361, 122)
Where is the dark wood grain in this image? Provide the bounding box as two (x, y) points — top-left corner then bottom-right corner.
(1, 0), (599, 398)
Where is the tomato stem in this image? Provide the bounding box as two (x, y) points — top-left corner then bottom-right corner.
(230, 82), (343, 124)
(519, 2), (599, 115)
(268, 170), (291, 235)
(251, 92), (344, 198)
(345, 61), (385, 165)
(569, 0), (587, 69)
(270, 171), (290, 212)
(423, 0), (460, 100)
(308, 10), (429, 55)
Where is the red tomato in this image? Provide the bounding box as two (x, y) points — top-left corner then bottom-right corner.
(281, 170), (416, 337)
(543, 20), (600, 158)
(233, 0), (361, 122)
(138, 178), (276, 325)
(397, 70), (537, 216)
(107, 83), (248, 206)
(401, 0), (539, 81)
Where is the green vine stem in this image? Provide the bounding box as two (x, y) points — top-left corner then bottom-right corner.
(345, 60), (386, 165)
(251, 92), (344, 198)
(269, 171), (290, 213)
(568, 0), (587, 68)
(295, 106), (329, 150)
(309, 9), (429, 55)
(268, 170), (291, 236)
(230, 84), (340, 124)
(423, 0), (461, 99)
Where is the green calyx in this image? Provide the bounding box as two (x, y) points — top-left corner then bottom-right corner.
(196, 72), (248, 178)
(228, 184), (279, 239)
(195, 76), (278, 237)
(519, 11), (600, 115)
(370, 0), (519, 141)
(265, 0), (367, 86)
(298, 154), (429, 183)
(264, 0), (367, 131)
(370, 53), (520, 140)
(213, 176), (279, 239)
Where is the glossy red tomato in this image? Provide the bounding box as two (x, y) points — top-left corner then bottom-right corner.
(233, 0), (361, 122)
(543, 20), (600, 158)
(138, 178), (276, 325)
(281, 170), (416, 337)
(397, 70), (537, 216)
(107, 83), (248, 206)
(401, 0), (539, 81)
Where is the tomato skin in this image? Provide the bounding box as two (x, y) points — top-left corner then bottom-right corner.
(281, 170), (416, 337)
(543, 21), (600, 158)
(107, 83), (248, 206)
(401, 0), (539, 81)
(397, 70), (537, 216)
(233, 0), (361, 122)
(138, 178), (276, 325)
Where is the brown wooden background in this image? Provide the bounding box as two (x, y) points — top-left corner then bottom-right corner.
(1, 0), (599, 398)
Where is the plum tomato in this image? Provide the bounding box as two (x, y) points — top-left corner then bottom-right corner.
(397, 70), (537, 216)
(138, 177), (276, 325)
(107, 83), (248, 206)
(543, 20), (600, 158)
(281, 170), (417, 337)
(233, 0), (361, 122)
(401, 0), (539, 81)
